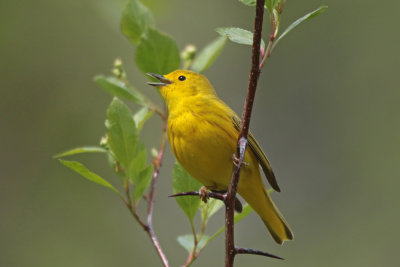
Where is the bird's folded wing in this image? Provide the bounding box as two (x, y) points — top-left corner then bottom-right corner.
(232, 115), (281, 192)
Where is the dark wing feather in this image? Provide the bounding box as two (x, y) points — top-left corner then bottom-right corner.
(232, 115), (281, 192)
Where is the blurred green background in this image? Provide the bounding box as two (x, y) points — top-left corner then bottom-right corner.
(1, 0), (399, 266)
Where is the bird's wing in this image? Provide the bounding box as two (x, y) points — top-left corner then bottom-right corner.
(232, 115), (281, 192)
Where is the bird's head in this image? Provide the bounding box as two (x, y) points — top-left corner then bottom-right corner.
(147, 70), (216, 106)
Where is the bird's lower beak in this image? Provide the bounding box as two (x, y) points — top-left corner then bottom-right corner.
(146, 73), (172, 87)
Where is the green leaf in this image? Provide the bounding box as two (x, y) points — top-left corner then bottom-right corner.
(53, 146), (106, 158)
(273, 6), (328, 49)
(133, 106), (154, 132)
(129, 141), (147, 181)
(106, 98), (137, 171)
(121, 0), (155, 45)
(177, 234), (210, 253)
(172, 161), (202, 222)
(216, 27), (265, 50)
(59, 159), (119, 194)
(128, 141), (154, 202)
(135, 28), (180, 75)
(209, 204), (253, 241)
(191, 37), (227, 73)
(200, 198), (224, 222)
(238, 0), (256, 6)
(94, 75), (144, 104)
(133, 164), (154, 202)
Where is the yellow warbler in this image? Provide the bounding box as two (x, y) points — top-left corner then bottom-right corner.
(147, 70), (293, 244)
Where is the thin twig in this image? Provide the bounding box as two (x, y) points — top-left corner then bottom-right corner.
(259, 35), (273, 69)
(144, 115), (169, 267)
(260, 1), (287, 68)
(122, 109), (169, 266)
(182, 220), (198, 267)
(183, 251), (195, 267)
(183, 224), (197, 267)
(259, 20), (275, 68)
(120, 195), (147, 229)
(225, 0), (265, 266)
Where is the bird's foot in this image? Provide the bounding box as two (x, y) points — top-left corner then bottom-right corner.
(199, 186), (210, 203)
(232, 154), (249, 167)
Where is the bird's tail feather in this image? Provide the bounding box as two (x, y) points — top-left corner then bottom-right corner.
(239, 182), (293, 244)
(259, 187), (293, 244)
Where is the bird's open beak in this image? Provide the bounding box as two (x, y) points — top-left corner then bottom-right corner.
(146, 73), (172, 87)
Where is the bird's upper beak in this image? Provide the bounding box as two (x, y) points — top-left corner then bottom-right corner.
(146, 73), (173, 87)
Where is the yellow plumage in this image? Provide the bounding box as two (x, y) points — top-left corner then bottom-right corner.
(148, 70), (293, 244)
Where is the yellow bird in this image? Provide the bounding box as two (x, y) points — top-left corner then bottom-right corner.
(147, 70), (293, 244)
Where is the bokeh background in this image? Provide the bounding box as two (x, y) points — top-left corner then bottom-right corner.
(1, 0), (399, 266)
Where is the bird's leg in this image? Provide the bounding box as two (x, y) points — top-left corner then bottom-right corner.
(199, 187), (243, 213)
(232, 154), (249, 167)
(199, 186), (210, 203)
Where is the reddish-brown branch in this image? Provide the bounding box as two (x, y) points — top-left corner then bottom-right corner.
(225, 0), (265, 266)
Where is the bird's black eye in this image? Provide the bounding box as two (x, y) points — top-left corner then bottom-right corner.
(178, 75), (186, 81)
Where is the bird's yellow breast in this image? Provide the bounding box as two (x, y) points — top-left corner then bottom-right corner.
(167, 95), (256, 190)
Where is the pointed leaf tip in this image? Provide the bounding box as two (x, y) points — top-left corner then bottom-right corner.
(191, 36), (227, 73)
(216, 27), (265, 50)
(94, 75), (144, 104)
(59, 159), (119, 194)
(54, 146), (107, 158)
(273, 6), (328, 50)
